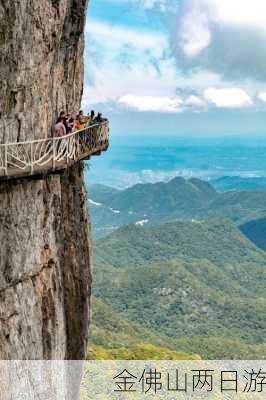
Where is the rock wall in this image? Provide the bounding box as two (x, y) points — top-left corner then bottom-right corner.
(0, 0), (91, 359)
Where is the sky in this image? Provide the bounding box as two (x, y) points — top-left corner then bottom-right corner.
(83, 0), (266, 137)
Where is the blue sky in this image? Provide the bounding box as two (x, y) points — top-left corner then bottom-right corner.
(83, 0), (266, 136)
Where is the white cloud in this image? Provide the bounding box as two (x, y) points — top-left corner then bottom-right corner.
(141, 0), (170, 12)
(180, 8), (211, 57)
(178, 0), (266, 59)
(83, 19), (179, 109)
(83, 56), (179, 107)
(204, 88), (252, 108)
(257, 92), (266, 103)
(142, 0), (157, 9)
(210, 0), (266, 27)
(118, 94), (183, 113)
(83, 4), (266, 115)
(86, 20), (167, 52)
(184, 95), (206, 108)
(174, 0), (266, 83)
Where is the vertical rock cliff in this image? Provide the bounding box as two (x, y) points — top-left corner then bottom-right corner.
(0, 0), (91, 359)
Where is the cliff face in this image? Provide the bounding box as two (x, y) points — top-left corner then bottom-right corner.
(0, 0), (91, 359)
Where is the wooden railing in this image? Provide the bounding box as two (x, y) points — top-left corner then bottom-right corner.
(0, 121), (109, 180)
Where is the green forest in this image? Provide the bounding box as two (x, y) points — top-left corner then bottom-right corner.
(87, 179), (266, 360)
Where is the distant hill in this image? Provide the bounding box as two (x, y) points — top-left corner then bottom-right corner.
(206, 189), (266, 223)
(107, 177), (217, 212)
(89, 184), (121, 204)
(88, 178), (266, 238)
(240, 217), (266, 251)
(94, 218), (265, 270)
(212, 176), (266, 192)
(92, 218), (266, 359)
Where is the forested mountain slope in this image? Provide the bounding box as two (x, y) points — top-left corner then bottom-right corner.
(92, 218), (266, 359)
(89, 178), (266, 238)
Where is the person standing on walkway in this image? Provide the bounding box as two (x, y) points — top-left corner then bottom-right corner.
(54, 117), (66, 137)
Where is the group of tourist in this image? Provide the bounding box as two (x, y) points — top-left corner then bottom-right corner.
(53, 110), (105, 137)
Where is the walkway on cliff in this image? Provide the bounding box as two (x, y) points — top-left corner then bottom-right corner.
(0, 121), (109, 180)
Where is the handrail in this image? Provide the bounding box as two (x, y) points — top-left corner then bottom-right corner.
(0, 121), (107, 147)
(0, 120), (109, 180)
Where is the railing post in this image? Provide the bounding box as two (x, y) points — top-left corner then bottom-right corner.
(3, 120), (7, 144)
(52, 139), (56, 170)
(77, 130), (81, 159)
(67, 138), (69, 165)
(30, 142), (34, 175)
(4, 144), (7, 176)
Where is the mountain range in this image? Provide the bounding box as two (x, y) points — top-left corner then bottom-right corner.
(91, 218), (266, 359)
(88, 177), (266, 240)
